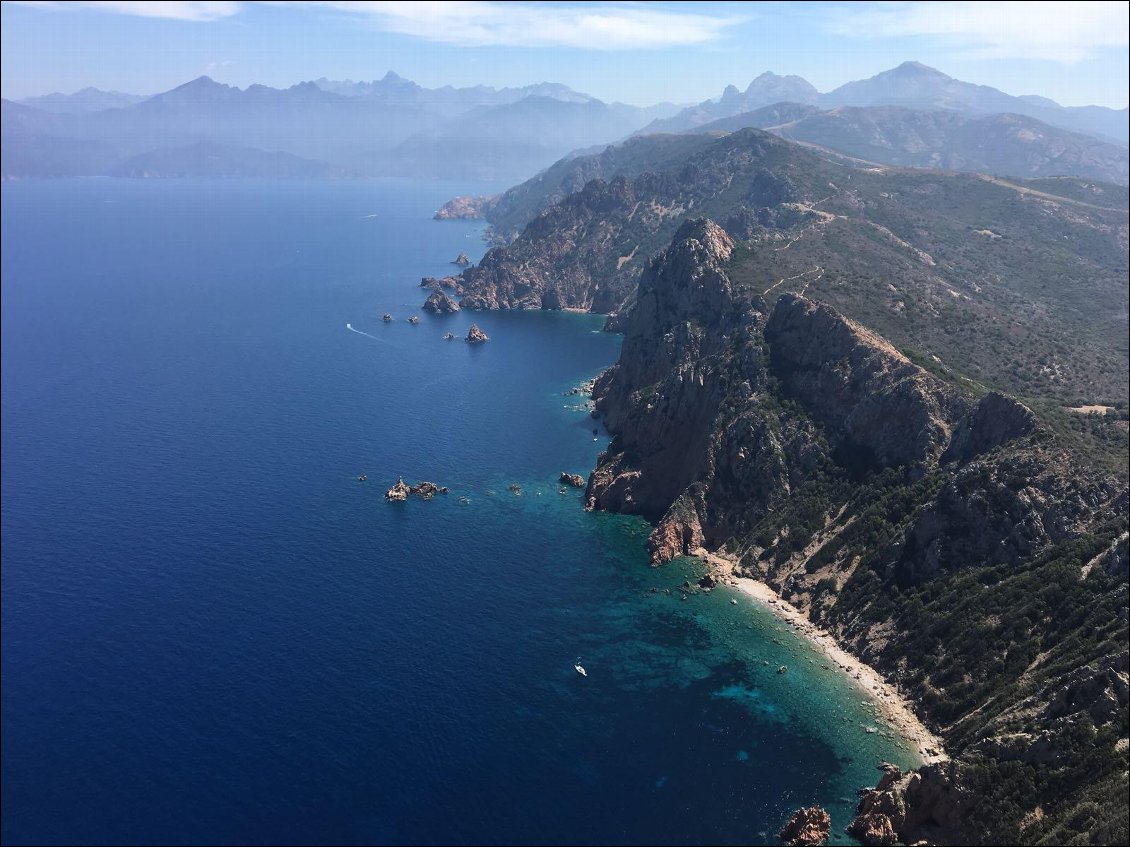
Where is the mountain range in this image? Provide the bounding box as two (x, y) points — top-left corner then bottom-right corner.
(642, 61), (1129, 145)
(3, 62), (1127, 185)
(2, 72), (677, 181)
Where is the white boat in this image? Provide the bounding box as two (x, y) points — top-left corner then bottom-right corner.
(574, 662), (587, 677)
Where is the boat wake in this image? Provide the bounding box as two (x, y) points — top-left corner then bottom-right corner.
(345, 322), (391, 344)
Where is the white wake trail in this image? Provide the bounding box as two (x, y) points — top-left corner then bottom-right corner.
(345, 322), (392, 345)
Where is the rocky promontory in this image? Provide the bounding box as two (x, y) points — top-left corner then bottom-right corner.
(434, 195), (495, 220)
(581, 216), (1129, 846)
(422, 290), (460, 314)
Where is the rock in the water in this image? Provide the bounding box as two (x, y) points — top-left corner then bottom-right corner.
(453, 252), (472, 267)
(385, 478), (411, 502)
(420, 276), (442, 289)
(466, 324), (489, 344)
(408, 315), (420, 325)
(779, 806), (831, 846)
(409, 481), (441, 500)
(560, 472), (586, 488)
(423, 289), (460, 314)
(382, 313), (393, 322)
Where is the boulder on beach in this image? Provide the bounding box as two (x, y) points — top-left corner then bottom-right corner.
(466, 324), (489, 344)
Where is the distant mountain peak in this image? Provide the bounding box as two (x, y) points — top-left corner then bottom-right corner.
(889, 61), (949, 78)
(175, 75), (233, 92)
(721, 84), (741, 101)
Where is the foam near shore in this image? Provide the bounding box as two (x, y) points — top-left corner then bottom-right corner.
(697, 550), (947, 766)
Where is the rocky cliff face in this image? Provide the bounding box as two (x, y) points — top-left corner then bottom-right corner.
(765, 293), (969, 470)
(456, 131), (816, 314)
(586, 218), (1129, 845)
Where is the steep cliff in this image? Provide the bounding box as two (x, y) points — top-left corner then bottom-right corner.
(586, 219), (1129, 845)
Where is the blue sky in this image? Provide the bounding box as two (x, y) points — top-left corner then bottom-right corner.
(2, 1), (1127, 108)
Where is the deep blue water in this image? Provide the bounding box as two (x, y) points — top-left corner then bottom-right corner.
(2, 179), (916, 846)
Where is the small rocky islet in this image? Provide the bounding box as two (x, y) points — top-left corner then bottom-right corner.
(384, 478), (449, 502)
(778, 806), (831, 847)
(422, 289), (460, 314)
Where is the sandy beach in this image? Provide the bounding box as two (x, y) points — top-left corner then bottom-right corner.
(697, 550), (948, 765)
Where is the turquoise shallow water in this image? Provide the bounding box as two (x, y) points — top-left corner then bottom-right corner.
(2, 178), (915, 845)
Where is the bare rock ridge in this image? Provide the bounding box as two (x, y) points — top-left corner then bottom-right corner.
(583, 218), (1129, 845)
(765, 293), (969, 469)
(587, 219), (1061, 565)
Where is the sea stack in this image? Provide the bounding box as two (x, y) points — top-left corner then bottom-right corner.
(422, 289), (460, 314)
(466, 324), (489, 344)
(779, 807), (831, 846)
(385, 478), (410, 502)
(453, 251), (472, 267)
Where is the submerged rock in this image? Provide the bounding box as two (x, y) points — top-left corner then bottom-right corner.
(466, 324), (489, 344)
(559, 472), (586, 488)
(779, 806), (831, 846)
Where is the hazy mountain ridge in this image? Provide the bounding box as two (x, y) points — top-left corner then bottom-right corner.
(1, 73), (676, 181)
(688, 103), (1130, 186)
(644, 62), (1129, 145)
(18, 87), (149, 114)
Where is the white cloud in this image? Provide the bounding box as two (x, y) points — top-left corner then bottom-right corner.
(6, 0), (739, 46)
(5, 1), (240, 21)
(830, 1), (1129, 63)
(293, 1), (741, 49)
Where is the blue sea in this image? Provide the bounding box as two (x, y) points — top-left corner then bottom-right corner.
(1, 179), (916, 845)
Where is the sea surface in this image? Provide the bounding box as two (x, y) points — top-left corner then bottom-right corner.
(1, 179), (916, 845)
